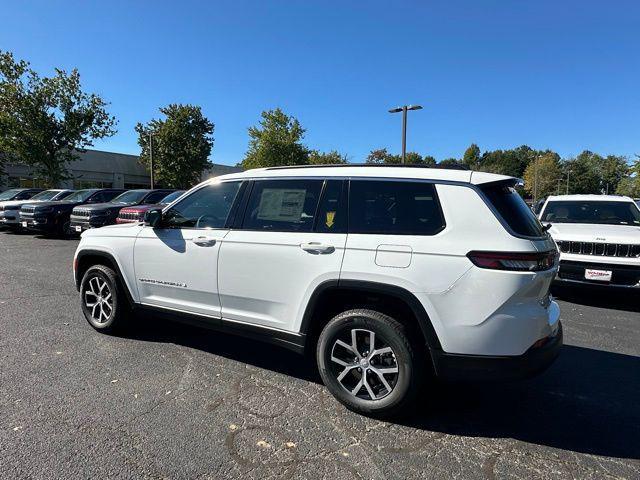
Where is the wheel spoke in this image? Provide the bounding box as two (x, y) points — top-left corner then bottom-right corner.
(350, 378), (364, 395)
(334, 339), (356, 356)
(375, 366), (398, 375)
(91, 304), (99, 320)
(330, 355), (350, 367)
(371, 367), (393, 393)
(368, 330), (375, 352)
(337, 365), (356, 382)
(89, 278), (99, 295)
(370, 346), (393, 358)
(363, 371), (377, 400)
(351, 329), (361, 358)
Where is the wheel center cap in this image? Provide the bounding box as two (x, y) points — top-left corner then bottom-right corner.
(359, 358), (369, 369)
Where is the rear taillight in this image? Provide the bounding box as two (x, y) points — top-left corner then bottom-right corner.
(467, 250), (557, 272)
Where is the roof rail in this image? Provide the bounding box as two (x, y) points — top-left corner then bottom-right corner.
(264, 163), (470, 171)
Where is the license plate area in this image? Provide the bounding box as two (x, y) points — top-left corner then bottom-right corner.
(22, 221), (27, 228)
(585, 268), (612, 282)
(75, 225), (82, 232)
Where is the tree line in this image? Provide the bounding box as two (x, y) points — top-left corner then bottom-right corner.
(1, 50), (638, 197)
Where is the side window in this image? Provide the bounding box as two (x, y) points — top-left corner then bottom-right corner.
(314, 180), (346, 233)
(349, 180), (445, 235)
(88, 192), (106, 203)
(163, 182), (241, 229)
(145, 190), (170, 204)
(242, 179), (323, 232)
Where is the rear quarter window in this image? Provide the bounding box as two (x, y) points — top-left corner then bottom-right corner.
(481, 183), (545, 237)
(348, 180), (445, 235)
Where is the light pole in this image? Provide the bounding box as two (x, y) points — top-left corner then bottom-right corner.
(388, 104), (422, 163)
(149, 132), (155, 189)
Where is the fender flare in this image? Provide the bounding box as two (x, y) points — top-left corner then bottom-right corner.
(75, 249), (136, 306)
(299, 279), (442, 352)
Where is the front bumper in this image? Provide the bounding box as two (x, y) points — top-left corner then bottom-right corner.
(0, 211), (20, 226)
(556, 260), (640, 288)
(20, 215), (56, 232)
(431, 322), (563, 381)
(69, 217), (108, 233)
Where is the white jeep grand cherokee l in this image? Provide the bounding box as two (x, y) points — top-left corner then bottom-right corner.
(539, 194), (640, 288)
(73, 165), (562, 416)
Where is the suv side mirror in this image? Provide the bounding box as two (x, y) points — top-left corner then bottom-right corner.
(144, 208), (163, 227)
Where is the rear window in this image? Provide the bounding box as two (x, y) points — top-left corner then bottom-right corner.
(349, 180), (445, 235)
(481, 183), (545, 237)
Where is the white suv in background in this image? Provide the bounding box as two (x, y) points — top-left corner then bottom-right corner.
(73, 166), (561, 416)
(539, 195), (640, 288)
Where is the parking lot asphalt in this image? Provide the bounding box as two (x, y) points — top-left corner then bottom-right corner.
(1, 231), (639, 480)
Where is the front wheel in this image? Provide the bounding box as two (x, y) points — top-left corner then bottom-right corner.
(80, 265), (128, 333)
(316, 309), (424, 417)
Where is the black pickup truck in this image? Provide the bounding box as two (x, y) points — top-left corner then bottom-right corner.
(69, 189), (175, 233)
(20, 189), (125, 236)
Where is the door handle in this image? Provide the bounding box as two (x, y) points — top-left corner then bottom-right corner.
(192, 236), (217, 247)
(300, 242), (335, 254)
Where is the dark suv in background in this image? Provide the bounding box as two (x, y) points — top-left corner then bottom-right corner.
(116, 190), (185, 224)
(20, 189), (125, 236)
(70, 189), (175, 233)
(0, 188), (44, 202)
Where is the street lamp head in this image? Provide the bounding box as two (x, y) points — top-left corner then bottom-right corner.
(407, 105), (423, 111)
(388, 107), (403, 113)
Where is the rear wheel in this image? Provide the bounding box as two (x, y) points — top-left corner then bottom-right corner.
(317, 309), (423, 417)
(80, 265), (128, 333)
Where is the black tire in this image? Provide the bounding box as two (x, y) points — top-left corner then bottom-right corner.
(316, 309), (424, 417)
(55, 217), (71, 238)
(79, 265), (129, 333)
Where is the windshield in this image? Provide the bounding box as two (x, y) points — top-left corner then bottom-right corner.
(63, 189), (97, 202)
(110, 190), (149, 205)
(541, 200), (640, 226)
(30, 190), (63, 201)
(0, 189), (22, 201)
(159, 190), (185, 204)
(53, 190), (74, 200)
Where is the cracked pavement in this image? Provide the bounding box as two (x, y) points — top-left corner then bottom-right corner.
(1, 232), (639, 479)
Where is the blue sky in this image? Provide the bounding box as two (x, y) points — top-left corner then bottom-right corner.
(2, 1), (639, 165)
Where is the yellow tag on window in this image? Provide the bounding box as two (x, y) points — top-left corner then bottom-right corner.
(325, 211), (335, 228)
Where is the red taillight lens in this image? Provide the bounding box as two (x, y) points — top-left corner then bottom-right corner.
(467, 250), (557, 272)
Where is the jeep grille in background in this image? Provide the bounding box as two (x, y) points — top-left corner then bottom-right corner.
(556, 240), (640, 258)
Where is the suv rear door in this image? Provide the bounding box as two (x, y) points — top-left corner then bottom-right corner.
(218, 178), (347, 332)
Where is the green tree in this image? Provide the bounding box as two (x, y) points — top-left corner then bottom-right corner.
(523, 153), (563, 199)
(240, 108), (309, 169)
(308, 150), (348, 165)
(462, 143), (481, 170)
(422, 155), (437, 167)
(136, 104), (214, 188)
(437, 158), (466, 169)
(615, 155), (640, 197)
(600, 154), (629, 194)
(0, 50), (117, 184)
(366, 148), (401, 164)
(563, 151), (601, 194)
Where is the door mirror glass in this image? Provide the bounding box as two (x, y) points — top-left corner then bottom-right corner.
(144, 208), (163, 227)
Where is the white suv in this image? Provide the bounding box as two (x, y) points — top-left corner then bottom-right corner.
(539, 194), (640, 288)
(74, 166), (562, 416)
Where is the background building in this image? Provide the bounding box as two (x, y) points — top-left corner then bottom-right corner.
(0, 149), (241, 191)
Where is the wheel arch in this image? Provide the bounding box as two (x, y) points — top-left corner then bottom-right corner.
(299, 280), (442, 354)
(75, 249), (136, 306)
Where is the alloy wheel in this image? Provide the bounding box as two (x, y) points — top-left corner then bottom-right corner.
(84, 276), (113, 323)
(329, 328), (399, 400)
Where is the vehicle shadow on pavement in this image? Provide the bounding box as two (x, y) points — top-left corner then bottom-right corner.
(552, 285), (640, 313)
(411, 344), (640, 460)
(124, 317), (639, 460)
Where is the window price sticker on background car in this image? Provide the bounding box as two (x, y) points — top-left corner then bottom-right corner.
(585, 268), (612, 282)
(257, 189), (306, 222)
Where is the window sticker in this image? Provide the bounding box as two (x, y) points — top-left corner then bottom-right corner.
(257, 189), (306, 222)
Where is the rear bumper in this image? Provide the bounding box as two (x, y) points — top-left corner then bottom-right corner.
(431, 322), (563, 381)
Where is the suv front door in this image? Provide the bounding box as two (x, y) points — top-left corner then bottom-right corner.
(133, 181), (243, 318)
(218, 178), (347, 332)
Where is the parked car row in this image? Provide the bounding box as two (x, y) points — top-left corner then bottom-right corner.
(0, 187), (183, 237)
